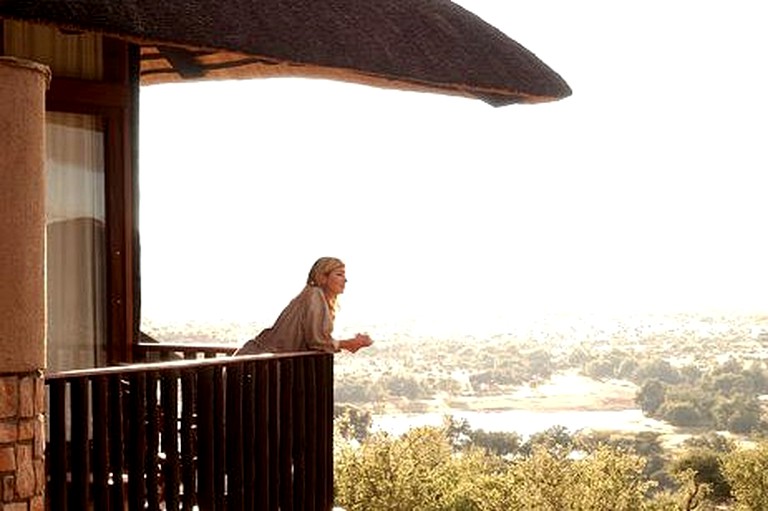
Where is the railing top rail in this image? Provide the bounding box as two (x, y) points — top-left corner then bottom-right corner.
(134, 341), (238, 354)
(45, 350), (330, 382)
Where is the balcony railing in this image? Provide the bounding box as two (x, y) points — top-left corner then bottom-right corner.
(134, 338), (238, 361)
(45, 350), (334, 510)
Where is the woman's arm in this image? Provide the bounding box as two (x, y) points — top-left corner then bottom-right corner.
(305, 288), (373, 353)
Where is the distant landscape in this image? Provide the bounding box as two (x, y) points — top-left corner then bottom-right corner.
(142, 311), (768, 441)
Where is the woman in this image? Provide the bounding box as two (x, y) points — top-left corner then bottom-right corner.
(235, 257), (373, 355)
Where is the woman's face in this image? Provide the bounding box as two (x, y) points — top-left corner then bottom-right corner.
(321, 266), (347, 297)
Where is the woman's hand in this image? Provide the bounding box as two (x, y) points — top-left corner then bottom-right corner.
(339, 333), (374, 353)
(355, 333), (373, 347)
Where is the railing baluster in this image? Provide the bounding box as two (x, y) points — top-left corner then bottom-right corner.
(161, 370), (181, 510)
(226, 363), (244, 510)
(47, 380), (67, 511)
(197, 365), (215, 510)
(70, 378), (90, 510)
(293, 356), (307, 510)
(254, 360), (270, 511)
(304, 356), (318, 511)
(213, 365), (226, 510)
(127, 372), (147, 510)
(242, 361), (256, 511)
(181, 368), (197, 510)
(145, 371), (160, 511)
(318, 354), (334, 508)
(279, 359), (294, 510)
(109, 375), (126, 507)
(91, 376), (109, 511)
(268, 360), (280, 511)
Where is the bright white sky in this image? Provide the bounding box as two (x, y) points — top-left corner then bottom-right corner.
(139, 0), (768, 336)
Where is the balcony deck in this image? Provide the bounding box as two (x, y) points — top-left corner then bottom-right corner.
(45, 345), (334, 510)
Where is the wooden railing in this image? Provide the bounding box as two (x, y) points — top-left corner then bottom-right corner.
(134, 341), (238, 361)
(45, 350), (334, 511)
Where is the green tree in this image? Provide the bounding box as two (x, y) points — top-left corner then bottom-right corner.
(711, 358), (743, 376)
(637, 379), (666, 415)
(722, 441), (768, 510)
(659, 401), (704, 427)
(381, 374), (428, 399)
(569, 445), (655, 511)
(678, 365), (703, 385)
(510, 445), (571, 510)
(576, 431), (668, 483)
(711, 396), (763, 434)
(724, 400), (763, 434)
(520, 425), (574, 457)
(568, 345), (591, 366)
(635, 359), (681, 385)
(670, 448), (731, 502)
(711, 373), (747, 394)
(683, 433), (735, 454)
(467, 429), (522, 457)
(632, 467), (722, 510)
(470, 368), (524, 389)
(744, 361), (768, 393)
(617, 357), (640, 379)
(334, 404), (372, 442)
(442, 415), (472, 450)
(334, 376), (383, 403)
(584, 358), (617, 380)
(510, 445), (655, 511)
(335, 427), (458, 510)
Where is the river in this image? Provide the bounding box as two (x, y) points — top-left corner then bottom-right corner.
(371, 408), (676, 438)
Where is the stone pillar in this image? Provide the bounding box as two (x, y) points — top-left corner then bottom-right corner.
(0, 57), (50, 511)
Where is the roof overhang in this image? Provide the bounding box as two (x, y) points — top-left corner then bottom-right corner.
(0, 0), (571, 106)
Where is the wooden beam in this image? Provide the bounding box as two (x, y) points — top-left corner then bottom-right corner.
(156, 45), (206, 78)
(46, 77), (130, 110)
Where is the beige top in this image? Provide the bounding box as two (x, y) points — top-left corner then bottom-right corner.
(235, 286), (337, 355)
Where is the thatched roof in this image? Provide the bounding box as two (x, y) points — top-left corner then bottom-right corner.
(0, 0), (571, 106)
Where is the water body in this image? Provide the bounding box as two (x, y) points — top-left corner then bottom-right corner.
(372, 408), (675, 439)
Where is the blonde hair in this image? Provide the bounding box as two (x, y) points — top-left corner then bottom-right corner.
(306, 257), (345, 286)
(306, 257), (345, 316)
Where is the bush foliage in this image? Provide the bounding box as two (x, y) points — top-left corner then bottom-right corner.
(334, 421), (768, 511)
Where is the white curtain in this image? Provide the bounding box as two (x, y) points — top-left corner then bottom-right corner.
(46, 113), (107, 372)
